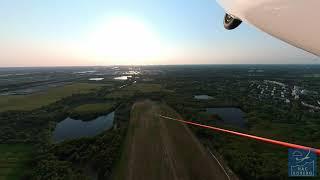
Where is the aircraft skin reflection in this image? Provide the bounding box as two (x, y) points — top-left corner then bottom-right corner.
(217, 0), (320, 56)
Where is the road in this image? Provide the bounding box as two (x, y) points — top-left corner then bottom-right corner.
(113, 100), (230, 180)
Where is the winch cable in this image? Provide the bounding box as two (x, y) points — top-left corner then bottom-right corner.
(158, 114), (320, 156)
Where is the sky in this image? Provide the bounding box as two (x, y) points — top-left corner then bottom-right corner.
(0, 0), (319, 67)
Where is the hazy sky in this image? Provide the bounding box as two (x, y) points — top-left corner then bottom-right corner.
(0, 0), (319, 67)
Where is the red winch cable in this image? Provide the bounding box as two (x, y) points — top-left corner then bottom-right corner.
(158, 115), (320, 155)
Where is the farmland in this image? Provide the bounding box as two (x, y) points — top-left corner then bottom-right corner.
(0, 83), (105, 112)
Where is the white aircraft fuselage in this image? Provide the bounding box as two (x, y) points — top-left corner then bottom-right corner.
(217, 0), (320, 56)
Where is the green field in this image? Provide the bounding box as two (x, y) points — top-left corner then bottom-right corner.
(125, 83), (163, 92)
(105, 83), (167, 100)
(105, 90), (136, 100)
(0, 144), (33, 180)
(70, 103), (116, 117)
(0, 83), (104, 112)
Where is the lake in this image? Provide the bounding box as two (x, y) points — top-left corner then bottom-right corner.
(52, 112), (115, 142)
(206, 108), (246, 128)
(194, 95), (213, 100)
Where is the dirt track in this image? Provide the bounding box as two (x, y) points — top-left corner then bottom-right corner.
(113, 100), (229, 180)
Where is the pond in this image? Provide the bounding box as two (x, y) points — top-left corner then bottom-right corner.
(194, 95), (213, 100)
(114, 76), (132, 80)
(52, 112), (115, 143)
(206, 108), (246, 128)
(89, 78), (104, 81)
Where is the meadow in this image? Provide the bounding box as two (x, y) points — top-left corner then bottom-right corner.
(69, 103), (117, 120)
(105, 83), (169, 100)
(0, 83), (105, 112)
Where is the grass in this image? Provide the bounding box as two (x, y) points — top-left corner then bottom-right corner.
(105, 90), (136, 100)
(105, 83), (166, 100)
(125, 83), (163, 93)
(0, 144), (33, 180)
(70, 103), (116, 117)
(0, 83), (104, 112)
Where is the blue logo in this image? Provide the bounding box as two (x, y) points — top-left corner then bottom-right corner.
(288, 148), (317, 177)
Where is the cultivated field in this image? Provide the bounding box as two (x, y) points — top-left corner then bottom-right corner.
(0, 83), (104, 112)
(113, 100), (228, 180)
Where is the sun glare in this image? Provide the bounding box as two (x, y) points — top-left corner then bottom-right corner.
(87, 16), (164, 64)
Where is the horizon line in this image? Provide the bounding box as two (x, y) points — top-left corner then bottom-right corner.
(1, 63), (320, 68)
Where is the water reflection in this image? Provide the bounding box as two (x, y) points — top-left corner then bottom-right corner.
(194, 95), (213, 100)
(52, 112), (114, 142)
(206, 108), (245, 128)
(114, 76), (132, 80)
(89, 78), (104, 81)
